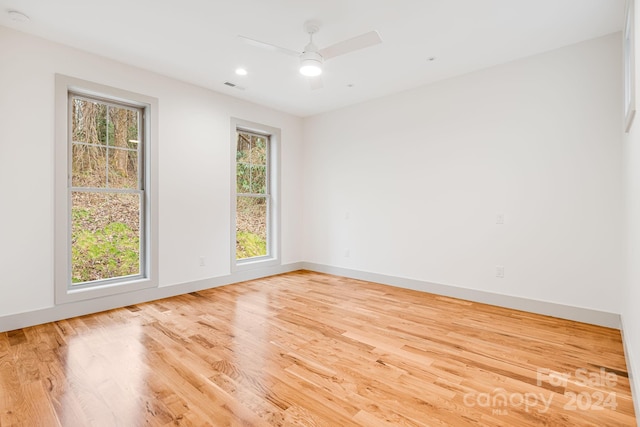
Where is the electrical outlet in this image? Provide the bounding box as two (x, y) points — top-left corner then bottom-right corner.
(496, 266), (504, 278)
(199, 256), (205, 267)
(496, 213), (504, 224)
(344, 248), (350, 258)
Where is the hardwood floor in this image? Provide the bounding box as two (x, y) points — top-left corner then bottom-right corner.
(0, 270), (636, 426)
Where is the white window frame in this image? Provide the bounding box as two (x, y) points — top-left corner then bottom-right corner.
(625, 0), (636, 133)
(231, 118), (281, 271)
(55, 75), (159, 304)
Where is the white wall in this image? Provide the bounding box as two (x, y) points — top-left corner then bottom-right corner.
(0, 26), (303, 319)
(302, 33), (624, 314)
(623, 1), (640, 414)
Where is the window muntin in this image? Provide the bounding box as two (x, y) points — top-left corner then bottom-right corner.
(236, 130), (270, 261)
(69, 94), (145, 286)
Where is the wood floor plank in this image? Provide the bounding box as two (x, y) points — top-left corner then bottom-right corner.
(0, 270), (636, 425)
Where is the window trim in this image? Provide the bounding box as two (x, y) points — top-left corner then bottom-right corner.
(55, 74), (159, 304)
(231, 118), (281, 272)
(625, 0), (636, 133)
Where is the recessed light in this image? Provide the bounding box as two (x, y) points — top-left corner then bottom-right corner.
(8, 10), (30, 23)
(235, 68), (248, 76)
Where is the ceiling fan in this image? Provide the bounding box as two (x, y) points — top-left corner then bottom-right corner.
(239, 21), (383, 89)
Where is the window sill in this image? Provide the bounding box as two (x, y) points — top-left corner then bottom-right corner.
(234, 256), (279, 272)
(55, 277), (157, 305)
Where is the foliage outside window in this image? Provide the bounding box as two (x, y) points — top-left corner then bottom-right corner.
(70, 94), (144, 285)
(236, 130), (270, 260)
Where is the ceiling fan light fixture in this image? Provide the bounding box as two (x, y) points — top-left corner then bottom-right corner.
(299, 51), (323, 76)
(300, 60), (322, 77)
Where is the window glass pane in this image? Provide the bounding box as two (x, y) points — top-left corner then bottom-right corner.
(72, 144), (107, 187)
(127, 111), (140, 143)
(251, 136), (267, 165)
(237, 133), (251, 162)
(71, 98), (107, 145)
(71, 191), (141, 284)
(237, 162), (250, 193)
(250, 165), (266, 194)
(108, 106), (138, 147)
(236, 196), (267, 259)
(108, 148), (138, 189)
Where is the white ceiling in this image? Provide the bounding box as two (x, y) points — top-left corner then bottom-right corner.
(0, 0), (625, 117)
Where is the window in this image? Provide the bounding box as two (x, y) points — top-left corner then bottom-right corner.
(55, 75), (158, 303)
(625, 0), (636, 132)
(69, 94), (144, 285)
(232, 119), (280, 269)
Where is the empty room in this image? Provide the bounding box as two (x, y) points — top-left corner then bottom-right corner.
(0, 0), (639, 425)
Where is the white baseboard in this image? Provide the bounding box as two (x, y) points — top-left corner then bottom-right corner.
(0, 261), (622, 331)
(0, 262), (304, 332)
(620, 315), (640, 424)
(302, 262), (621, 329)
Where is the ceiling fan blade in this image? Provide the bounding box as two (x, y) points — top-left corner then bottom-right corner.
(319, 30), (382, 60)
(309, 76), (323, 90)
(237, 35), (300, 57)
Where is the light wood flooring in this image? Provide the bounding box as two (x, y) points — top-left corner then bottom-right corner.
(0, 270), (636, 426)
